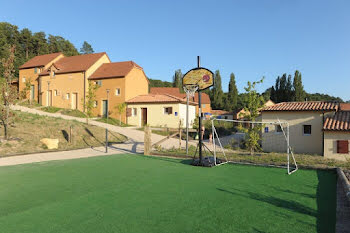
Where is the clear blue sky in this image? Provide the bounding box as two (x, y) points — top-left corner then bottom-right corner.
(1, 0), (349, 100)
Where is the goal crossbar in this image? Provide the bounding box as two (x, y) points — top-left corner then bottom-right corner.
(211, 118), (298, 175)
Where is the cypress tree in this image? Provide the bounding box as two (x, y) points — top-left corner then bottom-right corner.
(293, 70), (305, 101)
(226, 73), (238, 111)
(212, 70), (224, 109)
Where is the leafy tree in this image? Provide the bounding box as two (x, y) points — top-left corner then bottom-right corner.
(0, 45), (18, 139)
(239, 78), (265, 155)
(83, 81), (99, 124)
(20, 77), (32, 102)
(80, 41), (94, 54)
(212, 70), (224, 109)
(172, 69), (183, 92)
(226, 73), (238, 111)
(116, 102), (127, 125)
(293, 70), (305, 101)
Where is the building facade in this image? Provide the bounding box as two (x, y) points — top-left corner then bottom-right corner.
(126, 94), (197, 128)
(18, 52), (149, 123)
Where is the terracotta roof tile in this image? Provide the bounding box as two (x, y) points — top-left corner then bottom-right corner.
(19, 52), (62, 69)
(323, 111), (350, 131)
(40, 52), (108, 75)
(150, 87), (211, 104)
(340, 103), (350, 111)
(263, 101), (338, 112)
(89, 61), (141, 80)
(126, 94), (197, 105)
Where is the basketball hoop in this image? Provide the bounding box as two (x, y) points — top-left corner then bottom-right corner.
(183, 84), (198, 98)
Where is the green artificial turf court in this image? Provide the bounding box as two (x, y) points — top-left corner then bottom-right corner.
(0, 154), (337, 233)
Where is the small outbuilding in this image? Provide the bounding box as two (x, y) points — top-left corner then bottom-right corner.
(126, 94), (197, 128)
(323, 110), (350, 161)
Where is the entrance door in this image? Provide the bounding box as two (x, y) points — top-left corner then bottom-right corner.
(102, 100), (108, 118)
(30, 85), (35, 100)
(71, 93), (78, 109)
(141, 108), (147, 126)
(47, 90), (52, 106)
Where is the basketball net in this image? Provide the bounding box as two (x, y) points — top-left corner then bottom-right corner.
(184, 84), (198, 98)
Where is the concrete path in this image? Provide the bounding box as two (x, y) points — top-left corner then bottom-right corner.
(0, 145), (129, 167)
(3, 105), (196, 166)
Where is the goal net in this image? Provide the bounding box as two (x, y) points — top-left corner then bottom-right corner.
(209, 118), (298, 174)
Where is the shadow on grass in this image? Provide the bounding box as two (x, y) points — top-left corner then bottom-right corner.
(217, 188), (317, 217)
(217, 170), (337, 233)
(316, 170), (336, 233)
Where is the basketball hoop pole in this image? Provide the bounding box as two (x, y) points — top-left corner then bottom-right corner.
(197, 56), (203, 165)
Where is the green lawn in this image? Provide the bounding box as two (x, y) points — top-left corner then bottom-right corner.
(0, 154), (336, 233)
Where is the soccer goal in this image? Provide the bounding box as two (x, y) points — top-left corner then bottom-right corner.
(211, 118), (298, 175)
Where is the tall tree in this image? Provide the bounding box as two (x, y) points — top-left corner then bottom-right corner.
(80, 41), (94, 54)
(239, 78), (265, 155)
(32, 32), (49, 55)
(19, 28), (33, 60)
(212, 70), (224, 109)
(172, 69), (183, 92)
(48, 35), (79, 56)
(293, 70), (305, 101)
(0, 45), (18, 139)
(226, 73), (238, 111)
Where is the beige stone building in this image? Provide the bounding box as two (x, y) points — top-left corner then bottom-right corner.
(126, 94), (197, 128)
(261, 101), (350, 160)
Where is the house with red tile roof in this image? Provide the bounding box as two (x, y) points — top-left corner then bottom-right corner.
(126, 94), (197, 128)
(150, 87), (211, 117)
(19, 52), (149, 122)
(261, 101), (350, 160)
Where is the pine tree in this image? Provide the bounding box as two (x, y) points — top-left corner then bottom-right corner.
(293, 70), (305, 101)
(80, 41), (94, 54)
(226, 73), (238, 111)
(286, 74), (293, 101)
(172, 69), (183, 92)
(212, 70), (224, 109)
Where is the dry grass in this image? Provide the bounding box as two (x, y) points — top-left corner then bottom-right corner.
(154, 146), (350, 170)
(0, 111), (127, 157)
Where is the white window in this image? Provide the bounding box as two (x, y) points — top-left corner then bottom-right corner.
(132, 108), (137, 116)
(115, 88), (121, 96)
(34, 68), (37, 74)
(202, 104), (206, 108)
(22, 77), (26, 83)
(164, 107), (173, 115)
(303, 125), (312, 135)
(93, 101), (98, 107)
(52, 71), (55, 77)
(95, 80), (102, 86)
(66, 93), (70, 100)
(54, 90), (58, 96)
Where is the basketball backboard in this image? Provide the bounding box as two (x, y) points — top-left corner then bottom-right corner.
(182, 67), (214, 90)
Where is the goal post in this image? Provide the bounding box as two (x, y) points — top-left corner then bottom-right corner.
(211, 118), (298, 175)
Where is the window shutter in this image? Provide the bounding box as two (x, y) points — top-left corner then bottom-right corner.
(337, 140), (349, 154)
(126, 108), (132, 117)
(169, 107), (173, 114)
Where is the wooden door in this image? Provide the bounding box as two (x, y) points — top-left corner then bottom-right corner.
(72, 93), (78, 109)
(47, 90), (52, 106)
(30, 85), (35, 100)
(141, 108), (147, 126)
(102, 100), (108, 118)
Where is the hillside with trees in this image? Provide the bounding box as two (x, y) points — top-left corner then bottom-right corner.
(0, 22), (93, 77)
(161, 68), (344, 111)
